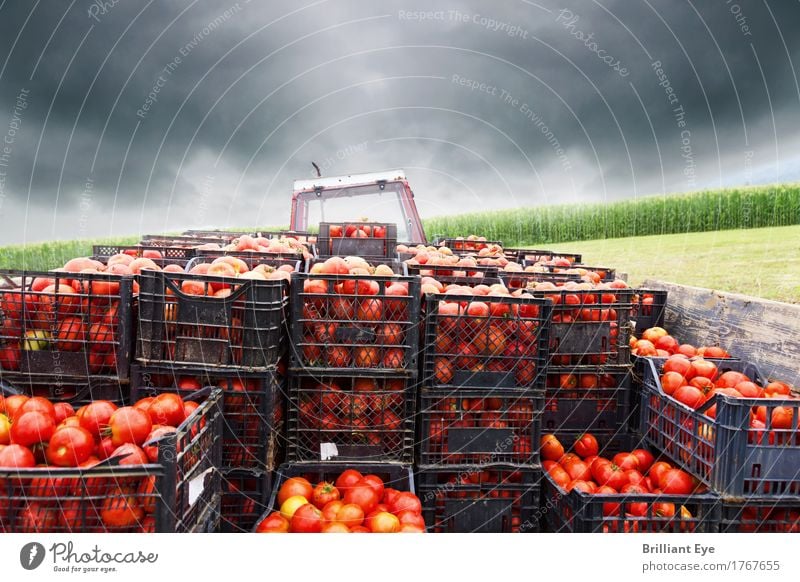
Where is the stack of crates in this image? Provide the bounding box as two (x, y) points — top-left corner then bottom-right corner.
(415, 292), (552, 532)
(133, 269), (290, 531)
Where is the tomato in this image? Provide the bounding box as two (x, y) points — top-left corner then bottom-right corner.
(396, 510), (426, 529)
(321, 500), (344, 522)
(335, 469), (363, 493)
(565, 480), (594, 493)
(78, 401), (117, 439)
(10, 411), (55, 447)
(612, 453), (640, 472)
(362, 474), (385, 500)
(321, 521), (351, 533)
(141, 425), (177, 463)
(765, 381), (792, 397)
(17, 396), (56, 421)
(335, 503), (365, 528)
(101, 493), (144, 529)
(2, 395), (29, 420)
(109, 443), (149, 465)
(108, 407), (152, 447)
(648, 461), (672, 485)
(311, 481), (340, 509)
(0, 413), (10, 445)
(0, 443), (35, 468)
(734, 381), (762, 398)
(53, 403), (75, 425)
(564, 460), (591, 482)
(540, 434), (564, 462)
(653, 502), (676, 518)
(573, 434), (599, 458)
(548, 465), (571, 489)
(256, 511), (291, 533)
(715, 371), (750, 388)
(673, 385), (705, 409)
(147, 394), (185, 427)
(620, 484), (649, 516)
(399, 523), (425, 533)
(278, 477), (313, 505)
(690, 359), (718, 381)
(280, 495), (310, 521)
(624, 469), (647, 489)
(382, 488), (401, 507)
(18, 502), (59, 532)
(46, 426), (94, 467)
(659, 469), (694, 495)
(291, 503), (324, 533)
(660, 372), (686, 396)
(344, 481), (380, 514)
(771, 406), (794, 430)
(592, 462), (628, 491)
(630, 449), (655, 473)
(389, 492), (422, 515)
(366, 511), (400, 533)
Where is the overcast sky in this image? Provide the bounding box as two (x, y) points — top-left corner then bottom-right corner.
(0, 0), (798, 244)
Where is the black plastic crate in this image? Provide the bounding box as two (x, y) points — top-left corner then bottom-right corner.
(0, 374), (127, 405)
(317, 222), (398, 258)
(421, 293), (552, 390)
(541, 465), (720, 533)
(417, 465), (540, 532)
(186, 254), (303, 274)
(220, 469), (273, 532)
(0, 387), (223, 533)
(405, 263), (500, 286)
(541, 264), (616, 282)
(418, 388), (543, 466)
(290, 273), (420, 373)
(307, 256), (406, 275)
(92, 244), (196, 264)
(529, 287), (635, 366)
(136, 270), (288, 370)
(141, 234), (234, 246)
(500, 270), (582, 291)
(520, 249), (582, 266)
(254, 462), (415, 531)
(632, 289), (668, 332)
(0, 270), (134, 382)
(719, 497), (800, 532)
(641, 358), (800, 497)
(286, 372), (415, 463)
(131, 364), (285, 471)
(543, 366), (634, 434)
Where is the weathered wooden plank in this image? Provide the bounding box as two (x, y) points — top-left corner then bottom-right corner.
(642, 279), (800, 387)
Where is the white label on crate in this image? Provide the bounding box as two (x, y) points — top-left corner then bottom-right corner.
(188, 469), (212, 505)
(320, 443), (339, 461)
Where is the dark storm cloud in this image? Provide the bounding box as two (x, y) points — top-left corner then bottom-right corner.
(0, 0), (797, 243)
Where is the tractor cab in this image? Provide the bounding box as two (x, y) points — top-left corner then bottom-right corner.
(290, 169), (427, 245)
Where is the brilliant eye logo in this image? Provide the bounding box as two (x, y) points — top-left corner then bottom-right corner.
(20, 542), (46, 570)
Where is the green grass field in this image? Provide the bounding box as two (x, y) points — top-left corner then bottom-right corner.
(558, 225), (800, 303)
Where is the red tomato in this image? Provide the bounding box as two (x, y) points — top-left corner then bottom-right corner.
(10, 411), (55, 447)
(335, 469), (363, 493)
(564, 460), (592, 482)
(277, 477), (313, 506)
(389, 492), (422, 515)
(648, 461), (672, 485)
(673, 385), (706, 409)
(540, 434), (564, 462)
(109, 443), (149, 465)
(78, 401), (118, 439)
(311, 482), (340, 509)
(147, 394), (185, 427)
(630, 449), (655, 473)
(256, 512), (290, 533)
(335, 503), (365, 528)
(366, 511), (400, 533)
(53, 403), (75, 425)
(108, 407), (152, 447)
(573, 434), (599, 459)
(660, 372), (686, 396)
(290, 503), (324, 533)
(344, 481), (380, 514)
(592, 461), (628, 491)
(659, 469), (694, 495)
(0, 443), (35, 468)
(361, 474), (385, 501)
(612, 453), (640, 471)
(320, 521), (351, 533)
(321, 500), (344, 523)
(46, 426), (94, 467)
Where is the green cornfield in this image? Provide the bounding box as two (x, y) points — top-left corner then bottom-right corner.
(423, 184), (800, 246)
(0, 237), (139, 271)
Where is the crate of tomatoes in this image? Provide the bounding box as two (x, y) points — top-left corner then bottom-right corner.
(417, 388), (543, 466)
(0, 385), (223, 532)
(416, 464), (541, 533)
(253, 463), (423, 533)
(421, 290), (552, 390)
(718, 496), (800, 532)
(290, 258), (421, 373)
(0, 270), (134, 383)
(641, 356), (800, 497)
(541, 433), (720, 533)
(317, 222), (398, 259)
(136, 269), (288, 371)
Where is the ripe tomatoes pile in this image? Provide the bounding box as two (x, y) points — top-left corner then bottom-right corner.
(0, 391), (198, 532)
(430, 290), (544, 388)
(0, 271), (124, 375)
(256, 468), (424, 533)
(657, 354), (796, 431)
(300, 257), (412, 369)
(631, 326), (732, 358)
(329, 223), (387, 239)
(198, 233), (310, 256)
(542, 434), (703, 528)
